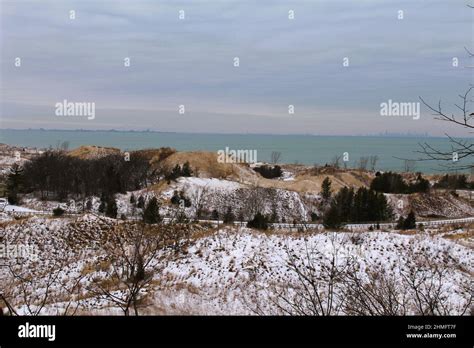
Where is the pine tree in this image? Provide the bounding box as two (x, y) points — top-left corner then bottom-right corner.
(247, 212), (268, 230)
(403, 211), (416, 229)
(130, 193), (136, 204)
(211, 209), (219, 221)
(396, 216), (405, 229)
(53, 206), (65, 217)
(137, 195), (145, 208)
(98, 193), (107, 213)
(223, 206), (235, 224)
(182, 161), (193, 177)
(323, 205), (343, 229)
(170, 190), (181, 205)
(143, 197), (161, 224)
(6, 164), (24, 205)
(86, 199), (93, 211)
(169, 164), (182, 181)
(321, 177), (332, 201)
(105, 196), (118, 218)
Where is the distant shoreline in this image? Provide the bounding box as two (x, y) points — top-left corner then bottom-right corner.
(0, 128), (451, 139)
(1, 129), (470, 173)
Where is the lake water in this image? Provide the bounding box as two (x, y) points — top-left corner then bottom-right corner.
(0, 129), (470, 173)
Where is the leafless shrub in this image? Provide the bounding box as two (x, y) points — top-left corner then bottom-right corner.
(249, 235), (472, 316)
(343, 261), (408, 315)
(271, 151), (282, 164)
(400, 245), (472, 315)
(257, 234), (350, 315)
(403, 159), (416, 173)
(188, 185), (210, 220)
(87, 222), (167, 316)
(1, 258), (84, 316)
(369, 155), (379, 171)
(358, 157), (369, 171)
(331, 155), (342, 169)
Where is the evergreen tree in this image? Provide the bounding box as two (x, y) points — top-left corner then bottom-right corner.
(105, 196), (118, 218)
(409, 174), (430, 193)
(143, 197), (161, 224)
(323, 205), (343, 229)
(211, 209), (219, 221)
(396, 216), (405, 229)
(86, 199), (93, 211)
(6, 164), (24, 205)
(53, 207), (65, 217)
(170, 190), (181, 205)
(323, 186), (391, 228)
(168, 164), (182, 181)
(370, 172), (408, 193)
(223, 206), (235, 224)
(403, 211), (416, 229)
(181, 161), (193, 177)
(253, 165), (283, 179)
(130, 193), (136, 204)
(321, 177), (332, 201)
(247, 212), (269, 230)
(137, 195), (145, 209)
(98, 193), (107, 213)
(171, 191), (191, 207)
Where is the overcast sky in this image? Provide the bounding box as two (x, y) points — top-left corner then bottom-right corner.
(0, 0), (472, 136)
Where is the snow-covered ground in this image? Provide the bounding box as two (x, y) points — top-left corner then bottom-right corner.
(1, 214), (472, 315)
(4, 204), (40, 212)
(161, 176), (310, 221)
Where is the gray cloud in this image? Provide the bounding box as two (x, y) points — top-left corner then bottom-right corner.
(1, 0), (472, 136)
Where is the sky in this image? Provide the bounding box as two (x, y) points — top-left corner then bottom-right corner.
(0, 0), (473, 136)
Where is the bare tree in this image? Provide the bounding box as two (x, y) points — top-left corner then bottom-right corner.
(243, 180), (266, 219)
(403, 159), (416, 173)
(358, 157), (369, 171)
(248, 235), (472, 316)
(1, 258), (83, 316)
(270, 151), (282, 164)
(343, 260), (408, 315)
(369, 155), (379, 171)
(405, 4), (474, 170)
(416, 87), (473, 170)
(330, 155), (342, 169)
(87, 222), (166, 316)
(188, 184), (210, 220)
(256, 234), (350, 315)
(400, 245), (472, 316)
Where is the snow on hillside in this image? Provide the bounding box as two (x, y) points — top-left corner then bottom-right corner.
(162, 177), (309, 221)
(1, 215), (472, 315)
(3, 205), (39, 212)
(151, 228), (473, 315)
(162, 177), (242, 199)
(386, 192), (474, 219)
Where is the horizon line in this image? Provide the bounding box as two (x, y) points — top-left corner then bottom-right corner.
(0, 128), (457, 139)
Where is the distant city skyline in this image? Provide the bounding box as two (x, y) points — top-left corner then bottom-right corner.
(0, 127), (457, 139)
(1, 0), (472, 136)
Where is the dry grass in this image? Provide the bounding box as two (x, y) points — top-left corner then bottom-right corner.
(443, 231), (473, 240)
(133, 147), (176, 163)
(255, 170), (372, 193)
(68, 145), (120, 159)
(158, 151), (240, 178)
(152, 150), (374, 194)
